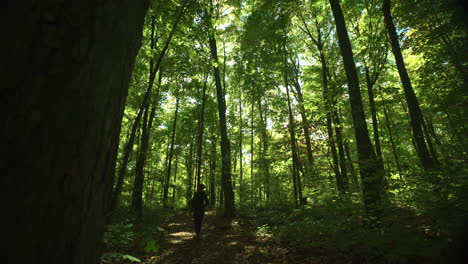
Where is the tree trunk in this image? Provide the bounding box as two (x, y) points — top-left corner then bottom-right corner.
(196, 74), (209, 186)
(108, 1), (183, 217)
(382, 0), (436, 171)
(329, 0), (385, 215)
(208, 14), (235, 216)
(258, 95), (271, 201)
(209, 135), (217, 207)
(163, 98), (180, 208)
(186, 139), (195, 208)
(381, 96), (402, 173)
(250, 93), (255, 208)
(291, 79), (315, 176)
(365, 68), (383, 161)
(332, 106), (349, 193)
(131, 103), (156, 222)
(238, 90), (244, 206)
(284, 41), (303, 206)
(3, 2), (148, 263)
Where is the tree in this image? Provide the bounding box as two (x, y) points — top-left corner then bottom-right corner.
(382, 0), (437, 171)
(205, 0), (235, 216)
(328, 0), (385, 214)
(3, 1), (148, 263)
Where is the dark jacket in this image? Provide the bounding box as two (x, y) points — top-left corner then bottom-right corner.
(191, 191), (209, 213)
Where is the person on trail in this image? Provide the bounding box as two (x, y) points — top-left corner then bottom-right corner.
(191, 183), (209, 237)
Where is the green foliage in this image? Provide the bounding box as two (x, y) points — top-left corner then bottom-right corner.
(253, 200), (454, 263)
(103, 222), (136, 252)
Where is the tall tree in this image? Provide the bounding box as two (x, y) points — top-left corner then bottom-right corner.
(131, 103), (157, 222)
(382, 0), (437, 171)
(206, 1), (235, 216)
(4, 1), (148, 263)
(328, 0), (385, 214)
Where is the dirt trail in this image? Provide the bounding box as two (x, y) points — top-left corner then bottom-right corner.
(138, 210), (327, 264)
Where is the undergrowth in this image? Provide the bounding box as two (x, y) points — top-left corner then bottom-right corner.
(101, 207), (174, 263)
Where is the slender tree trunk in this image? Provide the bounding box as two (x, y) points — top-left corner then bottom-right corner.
(381, 96), (402, 173)
(239, 91), (244, 206)
(250, 93), (255, 208)
(163, 98), (180, 208)
(196, 74), (209, 186)
(108, 1), (183, 216)
(171, 155), (179, 207)
(382, 0), (436, 171)
(365, 69), (383, 161)
(329, 0), (385, 215)
(292, 80), (315, 175)
(186, 140), (195, 208)
(309, 19), (344, 194)
(4, 2), (148, 263)
(258, 95), (271, 201)
(283, 41), (303, 206)
(131, 103), (156, 222)
(209, 135), (217, 207)
(332, 106), (349, 193)
(208, 13), (235, 216)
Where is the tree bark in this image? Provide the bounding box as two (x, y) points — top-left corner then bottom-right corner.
(196, 74), (209, 186)
(3, 1), (148, 263)
(365, 69), (383, 161)
(131, 104), (156, 222)
(329, 0), (385, 215)
(283, 41), (303, 206)
(382, 0), (436, 171)
(163, 98), (180, 207)
(108, 1), (184, 216)
(208, 12), (235, 216)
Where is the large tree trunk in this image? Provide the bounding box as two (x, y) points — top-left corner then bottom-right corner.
(382, 0), (436, 171)
(329, 0), (385, 215)
(3, 2), (148, 264)
(208, 13), (235, 216)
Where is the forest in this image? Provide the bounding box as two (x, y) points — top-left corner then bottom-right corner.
(4, 0), (467, 263)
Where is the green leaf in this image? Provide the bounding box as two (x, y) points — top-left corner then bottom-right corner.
(144, 240), (160, 253)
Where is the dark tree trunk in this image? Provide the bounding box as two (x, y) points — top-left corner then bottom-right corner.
(208, 17), (235, 216)
(238, 91), (244, 205)
(291, 79), (315, 176)
(382, 0), (436, 171)
(131, 104), (156, 222)
(186, 139), (195, 208)
(3, 1), (148, 264)
(365, 69), (383, 161)
(304, 17), (344, 193)
(258, 95), (271, 201)
(284, 42), (303, 206)
(196, 74), (208, 186)
(163, 98), (180, 208)
(329, 0), (385, 215)
(382, 96), (402, 173)
(209, 135), (217, 207)
(332, 106), (349, 193)
(108, 1), (183, 217)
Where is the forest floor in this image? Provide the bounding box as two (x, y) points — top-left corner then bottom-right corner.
(136, 210), (332, 264)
